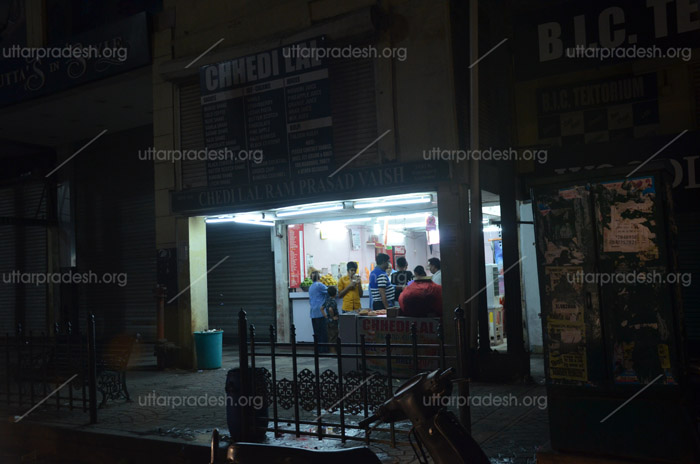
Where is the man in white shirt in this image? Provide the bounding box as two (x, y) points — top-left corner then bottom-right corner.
(428, 258), (442, 285)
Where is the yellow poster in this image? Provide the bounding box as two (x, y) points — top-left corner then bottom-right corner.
(547, 319), (587, 382)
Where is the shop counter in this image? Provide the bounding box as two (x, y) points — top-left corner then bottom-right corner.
(289, 292), (369, 342)
(338, 313), (441, 377)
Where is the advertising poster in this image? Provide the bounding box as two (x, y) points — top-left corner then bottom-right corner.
(358, 316), (440, 378)
(599, 177), (658, 258)
(288, 224), (304, 287)
(547, 319), (587, 382)
(545, 266), (585, 323)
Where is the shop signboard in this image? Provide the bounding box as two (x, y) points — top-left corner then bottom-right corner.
(358, 316), (440, 378)
(0, 12), (150, 107)
(199, 36), (333, 186)
(514, 1), (699, 80)
(536, 73), (659, 146)
(171, 160), (447, 215)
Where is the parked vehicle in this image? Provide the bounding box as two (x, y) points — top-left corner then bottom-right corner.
(210, 367), (489, 464)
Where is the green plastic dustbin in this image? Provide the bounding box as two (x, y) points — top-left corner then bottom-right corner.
(194, 330), (223, 369)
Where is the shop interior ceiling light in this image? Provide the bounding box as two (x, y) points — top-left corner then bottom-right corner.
(275, 204), (343, 217)
(206, 216), (235, 223)
(206, 214), (274, 226)
(320, 217), (372, 225)
(233, 218), (275, 226)
(353, 195), (431, 209)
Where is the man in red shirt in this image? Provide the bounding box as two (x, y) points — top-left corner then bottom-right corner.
(398, 266), (442, 317)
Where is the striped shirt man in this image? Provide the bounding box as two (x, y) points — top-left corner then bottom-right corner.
(369, 265), (395, 309)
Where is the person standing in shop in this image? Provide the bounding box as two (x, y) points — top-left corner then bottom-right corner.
(399, 265), (442, 317)
(391, 257), (413, 300)
(428, 257), (442, 285)
(370, 253), (396, 310)
(308, 270), (329, 353)
(337, 261), (363, 312)
(323, 286), (340, 351)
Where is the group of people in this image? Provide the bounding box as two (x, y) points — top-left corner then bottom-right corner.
(307, 255), (443, 352)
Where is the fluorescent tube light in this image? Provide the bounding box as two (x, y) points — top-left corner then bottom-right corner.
(206, 217), (235, 223)
(354, 196), (431, 209)
(276, 204), (343, 217)
(233, 219), (275, 227)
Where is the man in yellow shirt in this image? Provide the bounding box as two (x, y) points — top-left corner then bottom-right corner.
(337, 261), (363, 312)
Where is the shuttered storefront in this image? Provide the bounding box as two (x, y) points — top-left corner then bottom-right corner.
(0, 187), (14, 335)
(682, 62), (700, 347)
(180, 82), (208, 189)
(0, 181), (48, 335)
(75, 127), (156, 339)
(206, 222), (275, 340)
(678, 214), (700, 344)
(177, 41), (378, 338)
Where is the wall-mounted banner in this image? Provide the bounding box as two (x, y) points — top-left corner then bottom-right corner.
(536, 73), (659, 146)
(0, 12), (150, 107)
(514, 2), (699, 80)
(200, 36), (333, 186)
(288, 224), (304, 288)
(171, 160), (447, 215)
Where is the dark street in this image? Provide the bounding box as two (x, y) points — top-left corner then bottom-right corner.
(0, 1), (698, 463)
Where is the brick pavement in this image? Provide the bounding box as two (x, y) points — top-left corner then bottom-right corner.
(3, 342), (548, 463)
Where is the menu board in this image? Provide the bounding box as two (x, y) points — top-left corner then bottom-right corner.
(288, 224), (304, 288)
(200, 37), (333, 187)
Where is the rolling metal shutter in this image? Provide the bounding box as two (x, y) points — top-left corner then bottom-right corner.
(75, 127), (156, 339)
(683, 61), (700, 345)
(327, 49), (378, 167)
(0, 182), (47, 336)
(180, 82), (208, 189)
(677, 213), (700, 342)
(0, 186), (17, 335)
(206, 222), (275, 341)
(19, 182), (48, 334)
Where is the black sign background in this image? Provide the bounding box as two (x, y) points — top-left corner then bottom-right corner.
(514, 2), (700, 80)
(0, 12), (150, 106)
(171, 161), (447, 215)
(199, 37), (334, 187)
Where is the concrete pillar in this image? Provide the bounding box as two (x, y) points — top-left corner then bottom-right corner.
(174, 216), (209, 368)
(437, 178), (473, 349)
(272, 227), (291, 343)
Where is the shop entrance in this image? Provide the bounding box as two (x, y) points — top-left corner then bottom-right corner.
(204, 192), (441, 344)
